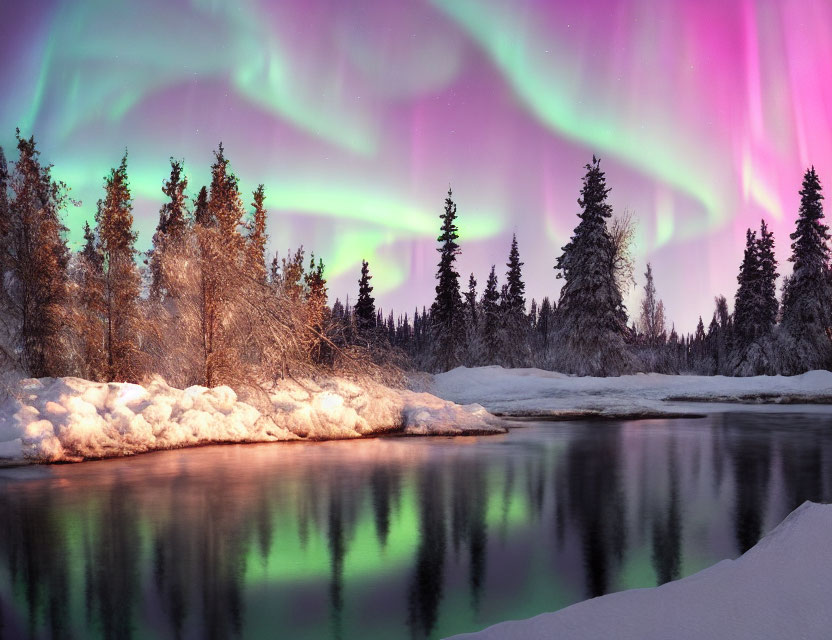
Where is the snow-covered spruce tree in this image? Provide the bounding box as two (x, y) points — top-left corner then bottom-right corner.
(354, 259), (376, 334)
(554, 157), (632, 375)
(534, 296), (556, 366)
(465, 273), (478, 328)
(731, 223), (780, 375)
(780, 167), (832, 373)
(246, 184), (268, 283)
(757, 220), (779, 330)
(148, 159), (189, 301)
(304, 253), (329, 363)
(429, 188), (466, 371)
(703, 296), (732, 375)
(499, 233), (530, 367)
(0, 133), (70, 377)
(479, 265), (501, 363)
(689, 316), (707, 372)
(74, 221), (107, 380)
(199, 144), (249, 386)
(733, 228), (761, 346)
(96, 153), (143, 382)
(463, 273), (482, 365)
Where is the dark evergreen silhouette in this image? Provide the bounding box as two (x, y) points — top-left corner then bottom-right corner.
(757, 219), (779, 330)
(781, 167), (832, 372)
(354, 259), (376, 331)
(555, 157), (631, 375)
(480, 265), (500, 361)
(503, 233), (525, 315)
(429, 188), (465, 371)
(465, 273), (478, 328)
(733, 229), (761, 346)
(499, 233), (529, 367)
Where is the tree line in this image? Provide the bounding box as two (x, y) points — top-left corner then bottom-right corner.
(2, 131), (830, 383)
(0, 131), (400, 387)
(353, 157), (832, 377)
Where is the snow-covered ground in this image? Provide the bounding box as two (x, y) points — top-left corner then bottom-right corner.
(432, 366), (832, 418)
(447, 500), (832, 640)
(0, 375), (504, 463)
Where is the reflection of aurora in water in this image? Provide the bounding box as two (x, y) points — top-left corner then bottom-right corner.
(1, 415), (832, 639)
(3, 1), (832, 328)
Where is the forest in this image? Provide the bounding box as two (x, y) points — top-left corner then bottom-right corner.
(1, 131), (830, 386)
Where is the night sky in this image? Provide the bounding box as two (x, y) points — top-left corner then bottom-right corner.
(2, 0), (831, 331)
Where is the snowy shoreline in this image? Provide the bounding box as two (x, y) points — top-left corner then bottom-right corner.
(0, 375), (505, 464)
(431, 366), (832, 419)
(446, 500), (832, 640)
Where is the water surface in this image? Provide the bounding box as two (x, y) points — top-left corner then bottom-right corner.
(1, 413), (831, 639)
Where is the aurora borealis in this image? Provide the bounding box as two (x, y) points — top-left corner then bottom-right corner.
(2, 0), (831, 328)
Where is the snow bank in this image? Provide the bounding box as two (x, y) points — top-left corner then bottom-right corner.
(447, 500), (832, 640)
(432, 366), (832, 418)
(0, 376), (504, 463)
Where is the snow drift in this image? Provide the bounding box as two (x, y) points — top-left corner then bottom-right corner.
(432, 366), (832, 418)
(0, 376), (504, 463)
(448, 500), (832, 640)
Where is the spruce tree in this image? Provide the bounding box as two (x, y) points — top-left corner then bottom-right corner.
(148, 159), (188, 300)
(96, 153), (142, 381)
(499, 234), (529, 366)
(692, 316), (706, 370)
(463, 272), (481, 365)
(3, 131), (70, 377)
(555, 157), (631, 375)
(503, 234), (525, 315)
(538, 297), (554, 352)
(733, 229), (761, 346)
(247, 184), (268, 282)
(732, 221), (780, 375)
(429, 188), (465, 371)
(193, 185), (210, 226)
(304, 254), (328, 362)
(465, 273), (478, 327)
(77, 221), (106, 380)
(354, 259), (376, 332)
(704, 296), (732, 374)
(757, 219), (779, 331)
(198, 143), (247, 386)
(781, 167), (831, 371)
(480, 265), (500, 361)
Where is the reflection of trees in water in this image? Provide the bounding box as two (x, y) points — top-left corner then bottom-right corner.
(0, 488), (71, 639)
(370, 466), (401, 548)
(328, 483), (345, 640)
(780, 430), (825, 512)
(559, 425), (626, 598)
(4, 418), (832, 639)
(152, 484), (192, 640)
(449, 461), (488, 612)
(91, 482), (141, 640)
(407, 468), (447, 639)
(727, 419), (772, 554)
(651, 434), (681, 584)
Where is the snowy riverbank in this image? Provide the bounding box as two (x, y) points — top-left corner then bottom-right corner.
(447, 500), (832, 640)
(431, 366), (832, 418)
(0, 375), (504, 463)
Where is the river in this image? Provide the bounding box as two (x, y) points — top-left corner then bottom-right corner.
(1, 413), (830, 639)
